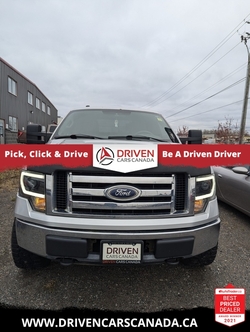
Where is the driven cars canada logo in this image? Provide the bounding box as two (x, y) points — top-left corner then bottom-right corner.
(93, 144), (158, 173)
(96, 147), (114, 165)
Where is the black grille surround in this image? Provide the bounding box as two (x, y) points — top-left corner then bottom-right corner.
(54, 170), (189, 218)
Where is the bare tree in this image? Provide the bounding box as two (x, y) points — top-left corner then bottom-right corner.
(215, 117), (240, 143)
(177, 125), (189, 136)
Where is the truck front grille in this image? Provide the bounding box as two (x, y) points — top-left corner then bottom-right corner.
(54, 171), (188, 218)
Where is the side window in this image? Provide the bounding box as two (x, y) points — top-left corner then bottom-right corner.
(28, 91), (33, 105)
(8, 77), (17, 96)
(36, 97), (41, 109)
(8, 116), (18, 132)
(42, 102), (46, 112)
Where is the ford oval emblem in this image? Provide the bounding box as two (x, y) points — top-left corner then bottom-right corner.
(104, 185), (141, 202)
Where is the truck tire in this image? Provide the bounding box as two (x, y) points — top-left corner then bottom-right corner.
(182, 244), (218, 267)
(11, 220), (50, 269)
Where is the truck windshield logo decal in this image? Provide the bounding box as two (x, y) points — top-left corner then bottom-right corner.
(96, 147), (114, 165)
(104, 185), (141, 201)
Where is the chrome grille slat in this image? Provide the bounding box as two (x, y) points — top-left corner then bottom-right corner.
(70, 175), (173, 184)
(72, 201), (172, 210)
(72, 188), (172, 197)
(55, 171), (188, 218)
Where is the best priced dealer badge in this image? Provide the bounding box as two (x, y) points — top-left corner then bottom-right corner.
(214, 284), (245, 327)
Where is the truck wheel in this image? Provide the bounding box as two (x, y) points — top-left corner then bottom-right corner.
(11, 220), (50, 269)
(182, 244), (218, 267)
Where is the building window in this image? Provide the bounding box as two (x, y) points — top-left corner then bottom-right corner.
(8, 116), (18, 132)
(28, 91), (33, 105)
(8, 77), (17, 96)
(47, 105), (51, 115)
(36, 97), (41, 109)
(42, 102), (46, 112)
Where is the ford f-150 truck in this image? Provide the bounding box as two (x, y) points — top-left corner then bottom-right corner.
(11, 108), (220, 269)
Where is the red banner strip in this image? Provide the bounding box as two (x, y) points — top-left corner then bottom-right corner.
(158, 144), (250, 167)
(0, 144), (93, 171)
(0, 144), (250, 171)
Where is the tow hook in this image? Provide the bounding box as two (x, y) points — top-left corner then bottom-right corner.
(59, 258), (75, 266)
(166, 258), (180, 265)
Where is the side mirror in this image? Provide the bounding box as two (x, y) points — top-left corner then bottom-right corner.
(179, 130), (203, 144)
(232, 166), (250, 176)
(187, 130), (202, 144)
(26, 124), (47, 144)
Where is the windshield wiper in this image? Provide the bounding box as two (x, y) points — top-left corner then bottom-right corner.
(108, 135), (165, 142)
(53, 134), (103, 139)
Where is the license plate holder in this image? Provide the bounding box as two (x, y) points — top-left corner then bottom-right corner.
(101, 241), (143, 264)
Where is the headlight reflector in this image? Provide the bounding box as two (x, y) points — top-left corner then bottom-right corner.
(195, 175), (215, 200)
(20, 171), (45, 212)
(194, 175), (215, 213)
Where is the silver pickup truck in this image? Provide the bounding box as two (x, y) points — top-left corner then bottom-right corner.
(11, 108), (220, 269)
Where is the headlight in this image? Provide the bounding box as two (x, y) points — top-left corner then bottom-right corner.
(20, 171), (46, 212)
(194, 175), (215, 213)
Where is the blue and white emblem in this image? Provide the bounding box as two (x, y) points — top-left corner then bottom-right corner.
(104, 185), (141, 202)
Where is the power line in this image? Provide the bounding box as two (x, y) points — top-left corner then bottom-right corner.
(140, 13), (250, 109)
(144, 42), (241, 109)
(166, 78), (245, 119)
(163, 63), (246, 114)
(170, 100), (244, 123)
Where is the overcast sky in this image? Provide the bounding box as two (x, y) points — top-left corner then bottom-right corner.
(1, 0), (250, 132)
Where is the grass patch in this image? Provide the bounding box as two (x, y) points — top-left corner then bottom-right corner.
(0, 168), (21, 191)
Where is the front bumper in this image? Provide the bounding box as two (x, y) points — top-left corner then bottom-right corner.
(15, 217), (220, 265)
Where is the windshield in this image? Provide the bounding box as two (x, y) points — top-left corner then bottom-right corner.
(53, 109), (179, 142)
